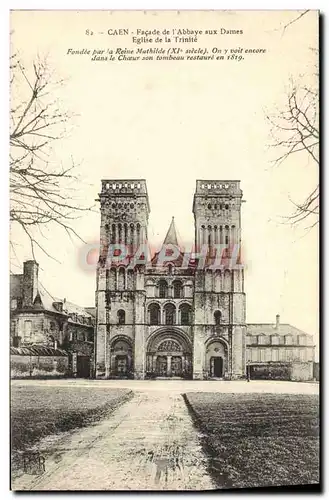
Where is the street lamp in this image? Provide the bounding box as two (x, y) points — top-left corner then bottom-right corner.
(247, 363), (251, 382)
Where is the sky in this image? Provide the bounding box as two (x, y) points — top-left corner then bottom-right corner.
(10, 10), (319, 345)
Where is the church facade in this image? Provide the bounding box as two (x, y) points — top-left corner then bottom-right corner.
(95, 179), (246, 380)
(94, 179), (315, 380)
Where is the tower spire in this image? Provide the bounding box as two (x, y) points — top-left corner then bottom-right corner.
(163, 216), (179, 246)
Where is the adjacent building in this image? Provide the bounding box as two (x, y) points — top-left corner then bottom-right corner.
(246, 316), (315, 380)
(10, 260), (95, 377)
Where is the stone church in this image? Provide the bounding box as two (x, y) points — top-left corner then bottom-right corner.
(95, 179), (315, 380)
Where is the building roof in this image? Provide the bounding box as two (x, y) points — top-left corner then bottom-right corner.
(37, 283), (93, 318)
(150, 217), (193, 268)
(246, 323), (312, 338)
(84, 307), (96, 318)
(37, 282), (58, 313)
(10, 267), (93, 320)
(163, 217), (179, 246)
(10, 345), (68, 356)
(62, 299), (93, 318)
(10, 274), (23, 299)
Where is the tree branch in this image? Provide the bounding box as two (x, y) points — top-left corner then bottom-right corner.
(10, 54), (94, 262)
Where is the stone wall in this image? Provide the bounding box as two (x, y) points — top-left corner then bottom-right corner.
(290, 362), (314, 381)
(12, 313), (47, 345)
(11, 353), (68, 378)
(313, 362), (320, 381)
(249, 361), (314, 381)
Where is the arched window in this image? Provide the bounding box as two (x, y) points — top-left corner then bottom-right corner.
(111, 224), (116, 244)
(117, 310), (125, 325)
(208, 225), (212, 246)
(149, 303), (160, 325)
(214, 310), (222, 325)
(164, 304), (176, 325)
(127, 269), (134, 289)
(118, 223), (122, 243)
(180, 304), (191, 325)
(124, 223), (128, 244)
(231, 225), (236, 243)
(130, 223), (135, 245)
(109, 267), (116, 288)
(173, 280), (183, 299)
(201, 225), (205, 245)
(225, 225), (229, 245)
(159, 280), (168, 298)
(112, 338), (131, 353)
(214, 225), (218, 244)
(118, 267), (125, 290)
(136, 223), (141, 245)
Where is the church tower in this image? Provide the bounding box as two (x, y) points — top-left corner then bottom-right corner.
(192, 180), (243, 253)
(95, 180), (150, 379)
(192, 180), (246, 379)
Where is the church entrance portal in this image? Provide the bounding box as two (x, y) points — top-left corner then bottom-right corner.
(146, 330), (192, 379)
(206, 340), (228, 379)
(110, 337), (133, 378)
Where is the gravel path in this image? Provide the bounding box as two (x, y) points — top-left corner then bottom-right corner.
(12, 390), (215, 491)
(12, 380), (318, 491)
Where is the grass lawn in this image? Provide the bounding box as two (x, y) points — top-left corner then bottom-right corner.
(184, 392), (319, 489)
(11, 385), (133, 453)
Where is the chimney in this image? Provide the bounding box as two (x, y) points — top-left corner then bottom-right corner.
(276, 314), (280, 330)
(22, 260), (39, 307)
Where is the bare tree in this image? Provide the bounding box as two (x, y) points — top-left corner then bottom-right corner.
(266, 10), (319, 229)
(10, 54), (93, 261)
(266, 65), (319, 229)
(279, 9), (310, 34)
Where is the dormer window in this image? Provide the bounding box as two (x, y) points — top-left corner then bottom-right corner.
(53, 301), (63, 313)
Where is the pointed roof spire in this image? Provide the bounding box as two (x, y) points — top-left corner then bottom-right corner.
(163, 216), (179, 246)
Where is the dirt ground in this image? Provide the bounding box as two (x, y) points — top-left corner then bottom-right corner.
(11, 379), (319, 491)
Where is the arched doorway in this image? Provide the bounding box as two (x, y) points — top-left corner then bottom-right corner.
(205, 339), (228, 379)
(110, 336), (133, 378)
(146, 329), (192, 378)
